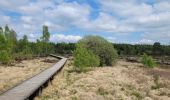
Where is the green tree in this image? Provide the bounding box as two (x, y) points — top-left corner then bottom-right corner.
(0, 27), (6, 50)
(41, 25), (50, 56)
(35, 39), (44, 56)
(14, 35), (33, 60)
(74, 47), (100, 72)
(9, 29), (17, 44)
(0, 50), (11, 64)
(0, 26), (12, 64)
(78, 36), (118, 66)
(4, 25), (10, 39)
(153, 42), (161, 55)
(2, 25), (17, 54)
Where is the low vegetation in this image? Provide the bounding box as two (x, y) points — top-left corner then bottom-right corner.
(74, 47), (100, 72)
(0, 57), (57, 94)
(141, 53), (156, 68)
(36, 59), (170, 100)
(0, 50), (11, 64)
(77, 36), (118, 66)
(73, 36), (118, 72)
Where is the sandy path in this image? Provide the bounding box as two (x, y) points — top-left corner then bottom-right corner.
(0, 57), (58, 94)
(36, 59), (170, 100)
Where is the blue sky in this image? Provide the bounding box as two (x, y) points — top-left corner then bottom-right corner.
(0, 0), (170, 44)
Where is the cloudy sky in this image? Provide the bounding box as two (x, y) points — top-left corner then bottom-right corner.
(0, 0), (170, 44)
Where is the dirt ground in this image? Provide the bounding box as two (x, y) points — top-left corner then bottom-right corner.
(0, 57), (58, 94)
(37, 59), (170, 100)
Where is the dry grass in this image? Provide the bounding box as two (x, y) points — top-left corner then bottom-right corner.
(0, 57), (57, 94)
(36, 59), (170, 100)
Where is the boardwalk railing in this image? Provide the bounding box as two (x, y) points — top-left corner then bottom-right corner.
(0, 56), (67, 100)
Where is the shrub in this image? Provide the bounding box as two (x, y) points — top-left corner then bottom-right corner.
(74, 47), (100, 72)
(77, 35), (118, 66)
(0, 50), (11, 64)
(141, 53), (156, 68)
(13, 52), (33, 61)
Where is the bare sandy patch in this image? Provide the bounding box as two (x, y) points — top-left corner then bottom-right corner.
(0, 57), (58, 94)
(36, 59), (170, 100)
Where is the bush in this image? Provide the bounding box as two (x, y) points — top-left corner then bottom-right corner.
(13, 52), (33, 61)
(0, 50), (11, 64)
(78, 35), (118, 66)
(74, 47), (100, 72)
(141, 53), (156, 68)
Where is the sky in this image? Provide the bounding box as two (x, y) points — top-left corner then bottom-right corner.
(0, 0), (170, 44)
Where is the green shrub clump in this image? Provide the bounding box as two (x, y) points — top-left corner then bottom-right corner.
(13, 52), (33, 61)
(74, 47), (100, 72)
(73, 35), (118, 72)
(141, 53), (156, 68)
(77, 35), (118, 66)
(0, 50), (11, 64)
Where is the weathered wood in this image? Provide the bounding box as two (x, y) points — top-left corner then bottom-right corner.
(0, 56), (67, 100)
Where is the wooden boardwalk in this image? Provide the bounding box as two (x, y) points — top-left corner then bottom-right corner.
(0, 56), (67, 100)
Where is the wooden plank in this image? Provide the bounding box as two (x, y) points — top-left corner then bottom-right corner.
(0, 56), (67, 100)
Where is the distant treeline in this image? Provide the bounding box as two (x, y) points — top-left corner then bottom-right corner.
(55, 42), (170, 56)
(0, 25), (170, 64)
(114, 43), (170, 56)
(0, 25), (54, 64)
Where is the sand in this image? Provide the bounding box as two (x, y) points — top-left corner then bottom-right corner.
(35, 59), (169, 100)
(0, 57), (58, 94)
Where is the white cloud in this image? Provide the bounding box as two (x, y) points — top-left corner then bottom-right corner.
(107, 36), (116, 43)
(100, 0), (153, 17)
(17, 33), (82, 43)
(0, 0), (170, 43)
(138, 39), (154, 44)
(99, 0), (170, 42)
(154, 1), (170, 12)
(50, 34), (82, 43)
(0, 15), (11, 25)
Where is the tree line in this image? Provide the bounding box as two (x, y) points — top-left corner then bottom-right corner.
(114, 42), (170, 56)
(0, 25), (169, 64)
(54, 42), (170, 57)
(0, 25), (55, 64)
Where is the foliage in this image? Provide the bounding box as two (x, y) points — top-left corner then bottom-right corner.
(13, 52), (33, 61)
(41, 25), (50, 42)
(0, 25), (54, 65)
(0, 50), (11, 64)
(74, 47), (100, 72)
(0, 25), (169, 65)
(114, 42), (170, 56)
(41, 25), (50, 56)
(55, 43), (76, 54)
(141, 53), (156, 68)
(153, 42), (161, 55)
(77, 36), (118, 66)
(114, 44), (153, 56)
